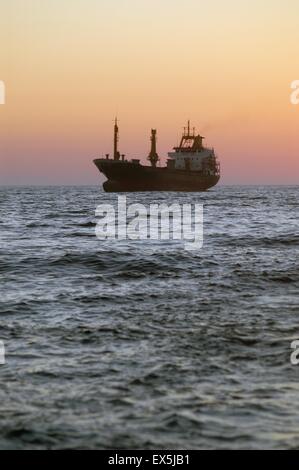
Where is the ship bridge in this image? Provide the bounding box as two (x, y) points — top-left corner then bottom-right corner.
(167, 121), (219, 175)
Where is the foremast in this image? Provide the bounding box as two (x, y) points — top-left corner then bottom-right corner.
(113, 118), (120, 160)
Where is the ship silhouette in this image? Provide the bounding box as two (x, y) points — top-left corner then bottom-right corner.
(93, 119), (220, 192)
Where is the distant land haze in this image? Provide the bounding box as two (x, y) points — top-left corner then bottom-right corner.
(1, 0), (299, 185)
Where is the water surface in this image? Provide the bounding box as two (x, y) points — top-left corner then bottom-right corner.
(0, 185), (298, 449)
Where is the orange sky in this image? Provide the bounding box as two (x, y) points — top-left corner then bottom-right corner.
(1, 0), (299, 185)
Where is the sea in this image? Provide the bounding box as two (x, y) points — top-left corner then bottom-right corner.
(0, 185), (298, 449)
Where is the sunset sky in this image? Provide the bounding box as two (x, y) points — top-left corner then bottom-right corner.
(1, 0), (299, 185)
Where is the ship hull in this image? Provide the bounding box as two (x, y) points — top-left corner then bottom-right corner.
(94, 159), (220, 192)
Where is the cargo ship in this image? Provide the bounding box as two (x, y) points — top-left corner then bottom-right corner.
(93, 119), (220, 192)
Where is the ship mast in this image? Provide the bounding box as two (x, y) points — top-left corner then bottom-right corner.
(113, 117), (120, 160)
(176, 120), (204, 151)
(147, 129), (159, 167)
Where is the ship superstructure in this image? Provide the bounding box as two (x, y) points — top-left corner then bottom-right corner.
(166, 120), (219, 176)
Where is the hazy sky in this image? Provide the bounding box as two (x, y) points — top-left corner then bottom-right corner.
(1, 0), (299, 184)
